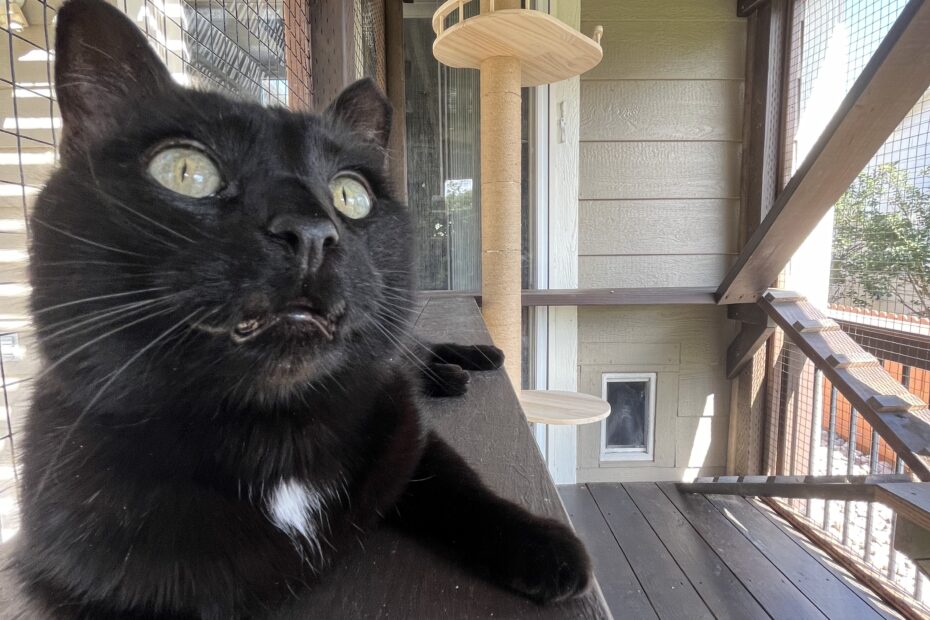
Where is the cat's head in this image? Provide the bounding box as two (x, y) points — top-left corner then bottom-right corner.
(29, 0), (414, 403)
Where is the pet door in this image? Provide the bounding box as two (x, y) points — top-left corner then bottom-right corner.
(600, 373), (656, 461)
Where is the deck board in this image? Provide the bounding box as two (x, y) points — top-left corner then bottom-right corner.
(562, 481), (893, 618)
(751, 500), (901, 620)
(560, 484), (657, 619)
(656, 482), (828, 618)
(587, 483), (715, 620)
(623, 482), (769, 619)
(705, 493), (886, 619)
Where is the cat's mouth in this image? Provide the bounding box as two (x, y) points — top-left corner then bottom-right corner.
(196, 298), (345, 344)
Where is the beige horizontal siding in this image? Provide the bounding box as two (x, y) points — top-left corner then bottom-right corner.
(579, 199), (739, 255)
(579, 305), (732, 347)
(581, 80), (743, 142)
(579, 255), (731, 288)
(580, 141), (741, 200)
(582, 19), (746, 81)
(582, 0), (742, 22)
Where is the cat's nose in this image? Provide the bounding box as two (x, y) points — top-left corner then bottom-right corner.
(267, 214), (339, 275)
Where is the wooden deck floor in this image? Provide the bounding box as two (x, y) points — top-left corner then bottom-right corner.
(561, 482), (903, 620)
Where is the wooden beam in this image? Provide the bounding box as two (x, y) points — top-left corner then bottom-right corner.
(283, 0), (312, 110)
(877, 483), (930, 534)
(760, 290), (930, 480)
(893, 516), (930, 577)
(384, 0), (408, 202)
(737, 0), (772, 17)
(309, 0), (355, 108)
(418, 287), (718, 306)
(718, 0), (930, 304)
(728, 302), (771, 325)
(727, 321), (775, 379)
(678, 473), (912, 501)
(738, 0), (787, 246)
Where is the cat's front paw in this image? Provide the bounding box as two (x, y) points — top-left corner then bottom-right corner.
(505, 518), (593, 604)
(430, 343), (504, 371)
(423, 362), (470, 397)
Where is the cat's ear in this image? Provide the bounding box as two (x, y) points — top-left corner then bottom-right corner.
(54, 0), (174, 156)
(325, 78), (392, 149)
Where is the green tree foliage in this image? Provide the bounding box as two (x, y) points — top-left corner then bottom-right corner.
(830, 164), (930, 316)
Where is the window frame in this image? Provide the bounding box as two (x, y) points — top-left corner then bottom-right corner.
(599, 372), (657, 462)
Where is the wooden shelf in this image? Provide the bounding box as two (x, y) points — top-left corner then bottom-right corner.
(418, 287), (719, 306)
(432, 7), (602, 86)
(519, 390), (611, 425)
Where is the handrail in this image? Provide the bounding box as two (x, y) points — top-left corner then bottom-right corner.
(759, 289), (930, 480)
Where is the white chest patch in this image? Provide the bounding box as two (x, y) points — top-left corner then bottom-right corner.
(266, 478), (326, 550)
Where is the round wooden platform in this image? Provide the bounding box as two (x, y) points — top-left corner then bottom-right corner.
(519, 390), (611, 425)
(432, 8), (603, 87)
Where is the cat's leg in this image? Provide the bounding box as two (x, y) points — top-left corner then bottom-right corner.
(428, 343), (504, 371)
(422, 362), (470, 397)
(418, 343), (504, 397)
(389, 432), (592, 603)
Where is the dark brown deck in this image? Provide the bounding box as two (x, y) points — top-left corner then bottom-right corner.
(561, 482), (902, 620)
(0, 298), (609, 618)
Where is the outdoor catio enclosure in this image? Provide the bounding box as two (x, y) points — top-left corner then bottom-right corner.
(1, 0), (930, 618)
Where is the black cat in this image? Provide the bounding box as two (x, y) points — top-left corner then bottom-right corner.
(12, 0), (592, 617)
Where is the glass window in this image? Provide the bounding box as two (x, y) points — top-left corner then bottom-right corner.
(402, 2), (535, 291)
(601, 373), (656, 461)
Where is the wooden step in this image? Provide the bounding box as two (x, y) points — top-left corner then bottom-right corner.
(758, 294), (930, 480)
(764, 289), (806, 303)
(827, 352), (879, 369)
(792, 318), (840, 333)
(868, 394), (917, 413)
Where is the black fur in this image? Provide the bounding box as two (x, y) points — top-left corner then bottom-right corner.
(419, 343), (503, 397)
(13, 1), (593, 617)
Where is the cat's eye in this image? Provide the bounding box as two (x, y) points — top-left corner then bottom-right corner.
(147, 144), (222, 198)
(330, 174), (372, 219)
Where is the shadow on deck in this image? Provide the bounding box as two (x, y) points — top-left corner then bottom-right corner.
(561, 482), (901, 619)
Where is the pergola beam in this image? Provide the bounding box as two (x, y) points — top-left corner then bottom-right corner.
(717, 0), (930, 304)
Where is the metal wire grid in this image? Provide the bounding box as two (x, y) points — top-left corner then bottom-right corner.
(353, 0), (384, 89)
(768, 333), (930, 609)
(829, 88), (930, 319)
(0, 0), (314, 543)
(782, 0), (909, 181)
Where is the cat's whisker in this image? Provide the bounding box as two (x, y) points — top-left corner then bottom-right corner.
(34, 307), (207, 500)
(25, 272), (176, 283)
(31, 286), (170, 316)
(35, 297), (172, 334)
(41, 297), (176, 343)
(363, 316), (443, 383)
(33, 260), (153, 268)
(72, 176), (199, 245)
(31, 216), (154, 259)
(148, 306), (220, 367)
(27, 303), (179, 388)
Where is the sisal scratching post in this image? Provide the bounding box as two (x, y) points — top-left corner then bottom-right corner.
(431, 1), (603, 393)
(480, 56), (522, 388)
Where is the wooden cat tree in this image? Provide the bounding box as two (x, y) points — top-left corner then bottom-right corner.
(431, 1), (606, 423)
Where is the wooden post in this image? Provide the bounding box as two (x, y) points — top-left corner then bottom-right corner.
(384, 0), (407, 201)
(430, 1), (602, 395)
(480, 56), (523, 390)
(283, 0), (312, 111)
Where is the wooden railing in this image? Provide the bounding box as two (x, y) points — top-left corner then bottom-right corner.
(742, 289), (930, 613)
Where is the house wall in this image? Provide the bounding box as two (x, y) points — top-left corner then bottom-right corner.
(575, 0), (745, 482)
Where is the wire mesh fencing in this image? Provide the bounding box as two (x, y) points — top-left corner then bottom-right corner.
(782, 0), (930, 320)
(767, 333), (930, 611)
